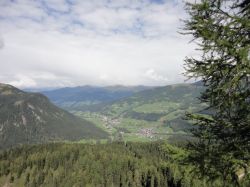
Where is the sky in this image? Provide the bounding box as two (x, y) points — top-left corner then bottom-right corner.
(0, 0), (197, 88)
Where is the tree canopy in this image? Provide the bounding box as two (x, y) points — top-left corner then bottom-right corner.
(183, 0), (250, 185)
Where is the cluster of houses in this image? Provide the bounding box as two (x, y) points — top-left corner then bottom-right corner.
(137, 128), (154, 138)
(89, 113), (156, 139)
(98, 114), (121, 130)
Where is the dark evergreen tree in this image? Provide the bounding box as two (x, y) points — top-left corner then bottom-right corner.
(183, 0), (250, 185)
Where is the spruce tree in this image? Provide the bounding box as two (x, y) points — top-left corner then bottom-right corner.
(183, 0), (250, 184)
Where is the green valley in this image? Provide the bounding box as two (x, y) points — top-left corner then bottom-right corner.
(68, 83), (205, 142)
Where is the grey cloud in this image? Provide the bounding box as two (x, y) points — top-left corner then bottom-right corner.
(0, 36), (4, 49)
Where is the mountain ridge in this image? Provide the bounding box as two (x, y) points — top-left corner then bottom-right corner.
(41, 85), (155, 110)
(0, 83), (108, 149)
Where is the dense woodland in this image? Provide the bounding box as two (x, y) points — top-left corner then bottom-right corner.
(1, 142), (249, 187)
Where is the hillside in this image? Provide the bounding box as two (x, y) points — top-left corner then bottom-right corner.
(0, 83), (108, 149)
(74, 83), (206, 141)
(42, 85), (153, 110)
(100, 83), (204, 117)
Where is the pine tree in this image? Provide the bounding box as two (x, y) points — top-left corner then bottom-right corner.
(183, 0), (250, 184)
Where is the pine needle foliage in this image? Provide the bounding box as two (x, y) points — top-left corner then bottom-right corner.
(182, 0), (250, 185)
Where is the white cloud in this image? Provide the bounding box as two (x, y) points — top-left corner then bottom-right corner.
(8, 74), (37, 88)
(0, 0), (196, 88)
(145, 69), (169, 82)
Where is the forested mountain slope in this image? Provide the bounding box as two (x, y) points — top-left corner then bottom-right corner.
(0, 83), (108, 149)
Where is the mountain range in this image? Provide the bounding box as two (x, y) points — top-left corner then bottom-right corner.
(41, 85), (153, 111)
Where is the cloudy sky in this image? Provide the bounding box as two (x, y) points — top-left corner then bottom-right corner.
(0, 0), (197, 88)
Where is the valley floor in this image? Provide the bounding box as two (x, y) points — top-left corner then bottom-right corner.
(74, 111), (192, 142)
